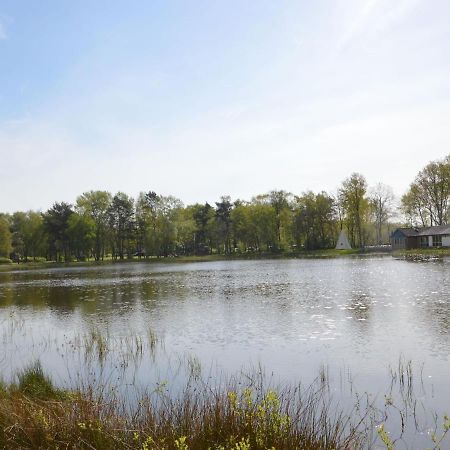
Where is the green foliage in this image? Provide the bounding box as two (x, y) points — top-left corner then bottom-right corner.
(174, 435), (189, 450)
(1, 172), (403, 263)
(269, 190), (292, 249)
(339, 173), (369, 248)
(16, 362), (64, 400)
(377, 424), (394, 450)
(192, 202), (213, 252)
(215, 196), (233, 254)
(76, 190), (112, 261)
(108, 192), (135, 259)
(0, 368), (361, 450)
(0, 215), (12, 258)
(67, 213), (95, 261)
(224, 388), (292, 449)
(401, 155), (450, 227)
(43, 202), (74, 261)
(136, 191), (183, 257)
(377, 415), (450, 450)
(293, 191), (337, 250)
(174, 206), (197, 255)
(10, 211), (45, 261)
(427, 414), (450, 450)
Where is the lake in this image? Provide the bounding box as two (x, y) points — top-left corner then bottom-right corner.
(0, 256), (449, 447)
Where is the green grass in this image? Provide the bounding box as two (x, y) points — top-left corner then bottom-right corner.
(0, 246), (396, 274)
(0, 251), (366, 272)
(291, 248), (361, 257)
(14, 362), (66, 400)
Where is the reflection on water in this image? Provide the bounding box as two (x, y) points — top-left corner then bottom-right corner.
(0, 257), (449, 446)
(1, 258), (450, 357)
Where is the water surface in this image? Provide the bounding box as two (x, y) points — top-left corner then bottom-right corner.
(0, 257), (449, 447)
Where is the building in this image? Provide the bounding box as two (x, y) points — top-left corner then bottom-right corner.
(391, 225), (450, 250)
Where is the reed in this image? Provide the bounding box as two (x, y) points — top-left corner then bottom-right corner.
(0, 364), (367, 449)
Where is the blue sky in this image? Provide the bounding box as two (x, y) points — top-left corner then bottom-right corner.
(1, 0), (449, 212)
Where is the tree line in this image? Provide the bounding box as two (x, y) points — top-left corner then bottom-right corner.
(14, 155), (450, 262)
(0, 169), (403, 262)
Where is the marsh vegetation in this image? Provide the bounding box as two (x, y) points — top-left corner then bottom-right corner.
(0, 352), (448, 449)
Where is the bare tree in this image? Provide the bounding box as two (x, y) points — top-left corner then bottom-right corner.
(369, 183), (395, 244)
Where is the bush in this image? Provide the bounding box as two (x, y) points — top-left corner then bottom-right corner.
(16, 362), (65, 400)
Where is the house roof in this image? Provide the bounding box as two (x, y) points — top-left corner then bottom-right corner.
(395, 227), (420, 237)
(393, 225), (450, 237)
(417, 225), (450, 236)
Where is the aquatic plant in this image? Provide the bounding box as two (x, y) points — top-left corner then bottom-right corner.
(0, 364), (366, 449)
(16, 361), (65, 400)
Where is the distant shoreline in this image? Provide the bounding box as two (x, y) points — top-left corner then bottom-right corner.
(0, 248), (398, 272)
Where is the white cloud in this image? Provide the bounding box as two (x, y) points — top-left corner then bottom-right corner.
(336, 0), (422, 51)
(2, 80), (450, 213)
(336, 0), (381, 51)
(372, 0), (423, 34)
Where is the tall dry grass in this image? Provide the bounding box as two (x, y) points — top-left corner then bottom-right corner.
(0, 364), (367, 449)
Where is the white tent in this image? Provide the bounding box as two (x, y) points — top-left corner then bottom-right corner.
(335, 230), (352, 250)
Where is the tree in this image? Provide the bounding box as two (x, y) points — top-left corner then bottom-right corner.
(416, 157), (450, 226)
(43, 202), (74, 261)
(401, 156), (450, 226)
(67, 213), (95, 261)
(76, 191), (112, 261)
(136, 192), (182, 257)
(247, 200), (277, 252)
(0, 215), (12, 258)
(339, 173), (368, 248)
(215, 196), (233, 254)
(108, 193), (135, 260)
(401, 182), (428, 227)
(231, 202), (252, 252)
(157, 195), (182, 257)
(136, 191), (160, 257)
(11, 211), (45, 261)
(369, 183), (395, 245)
(269, 190), (292, 250)
(174, 206), (197, 255)
(192, 203), (214, 255)
(293, 192), (337, 250)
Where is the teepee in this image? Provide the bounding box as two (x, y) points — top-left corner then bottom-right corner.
(335, 230), (352, 250)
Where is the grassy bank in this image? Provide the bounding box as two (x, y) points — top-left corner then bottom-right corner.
(0, 249), (371, 272)
(0, 364), (366, 450)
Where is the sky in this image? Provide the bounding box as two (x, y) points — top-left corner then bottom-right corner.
(0, 0), (449, 212)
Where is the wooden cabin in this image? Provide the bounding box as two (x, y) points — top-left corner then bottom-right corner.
(391, 225), (450, 250)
